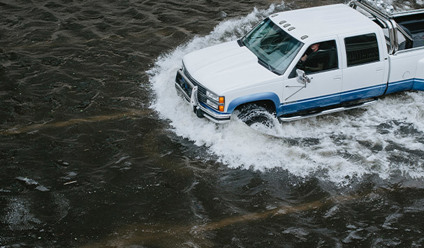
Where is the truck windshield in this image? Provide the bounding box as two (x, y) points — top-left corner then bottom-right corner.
(242, 18), (303, 75)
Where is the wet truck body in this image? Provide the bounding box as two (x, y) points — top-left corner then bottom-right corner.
(175, 0), (424, 123)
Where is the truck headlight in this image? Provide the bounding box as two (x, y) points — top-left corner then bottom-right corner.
(205, 91), (225, 112)
(206, 99), (219, 110)
(206, 91), (219, 102)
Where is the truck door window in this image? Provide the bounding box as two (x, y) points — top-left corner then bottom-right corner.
(295, 40), (338, 75)
(345, 33), (380, 67)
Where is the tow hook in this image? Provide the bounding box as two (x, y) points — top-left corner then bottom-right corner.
(195, 107), (204, 118)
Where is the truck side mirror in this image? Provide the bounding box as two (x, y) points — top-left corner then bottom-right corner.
(296, 69), (311, 85)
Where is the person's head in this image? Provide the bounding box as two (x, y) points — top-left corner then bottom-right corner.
(310, 43), (320, 52)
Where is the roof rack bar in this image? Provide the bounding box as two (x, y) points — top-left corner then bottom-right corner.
(350, 0), (397, 53)
(350, 0), (391, 19)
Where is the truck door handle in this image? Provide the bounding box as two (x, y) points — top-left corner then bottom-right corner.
(334, 76), (342, 80)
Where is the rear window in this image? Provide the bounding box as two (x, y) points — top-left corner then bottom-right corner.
(345, 33), (380, 67)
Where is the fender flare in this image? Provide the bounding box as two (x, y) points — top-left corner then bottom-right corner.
(227, 92), (281, 113)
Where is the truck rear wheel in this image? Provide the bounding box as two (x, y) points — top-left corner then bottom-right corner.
(236, 104), (275, 127)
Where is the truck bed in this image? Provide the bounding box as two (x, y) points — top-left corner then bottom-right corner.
(394, 12), (424, 48)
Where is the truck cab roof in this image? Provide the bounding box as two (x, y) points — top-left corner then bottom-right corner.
(269, 4), (379, 42)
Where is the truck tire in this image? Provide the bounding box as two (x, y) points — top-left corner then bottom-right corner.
(236, 104), (275, 127)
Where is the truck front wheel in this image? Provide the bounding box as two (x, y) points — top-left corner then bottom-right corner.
(236, 104), (276, 127)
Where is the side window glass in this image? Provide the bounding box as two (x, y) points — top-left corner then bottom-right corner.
(295, 40), (338, 75)
(345, 33), (380, 67)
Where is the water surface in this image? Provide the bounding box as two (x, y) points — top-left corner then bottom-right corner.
(1, 0), (424, 247)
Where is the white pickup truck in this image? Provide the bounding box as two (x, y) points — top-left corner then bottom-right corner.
(175, 0), (424, 124)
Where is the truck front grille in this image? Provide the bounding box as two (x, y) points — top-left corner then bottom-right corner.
(175, 69), (207, 104)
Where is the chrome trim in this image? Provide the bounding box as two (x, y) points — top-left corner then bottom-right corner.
(180, 68), (222, 110)
(279, 100), (376, 122)
(179, 69), (195, 89)
(199, 104), (231, 123)
(175, 81), (191, 101)
(175, 69), (231, 123)
(351, 0), (397, 54)
(350, 0), (419, 55)
(175, 72), (193, 101)
(394, 21), (413, 43)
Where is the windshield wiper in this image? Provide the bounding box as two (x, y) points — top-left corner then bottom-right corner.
(258, 57), (280, 75)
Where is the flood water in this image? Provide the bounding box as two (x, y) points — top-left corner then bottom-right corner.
(1, 0), (424, 247)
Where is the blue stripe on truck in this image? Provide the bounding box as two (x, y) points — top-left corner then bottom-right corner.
(279, 84), (386, 115)
(227, 79), (423, 116)
(385, 78), (415, 94)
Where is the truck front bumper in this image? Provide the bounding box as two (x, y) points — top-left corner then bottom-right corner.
(174, 69), (231, 124)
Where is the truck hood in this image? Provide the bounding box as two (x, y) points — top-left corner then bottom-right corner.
(182, 41), (277, 94)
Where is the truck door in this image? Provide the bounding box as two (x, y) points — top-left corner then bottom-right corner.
(282, 39), (343, 114)
(341, 33), (389, 102)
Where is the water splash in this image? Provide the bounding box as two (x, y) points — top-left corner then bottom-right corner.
(148, 1), (424, 185)
(364, 0), (424, 12)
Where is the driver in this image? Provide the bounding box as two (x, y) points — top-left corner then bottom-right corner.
(297, 43), (323, 72)
(300, 43), (320, 63)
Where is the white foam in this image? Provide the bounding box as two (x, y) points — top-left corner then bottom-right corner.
(148, 1), (424, 185)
